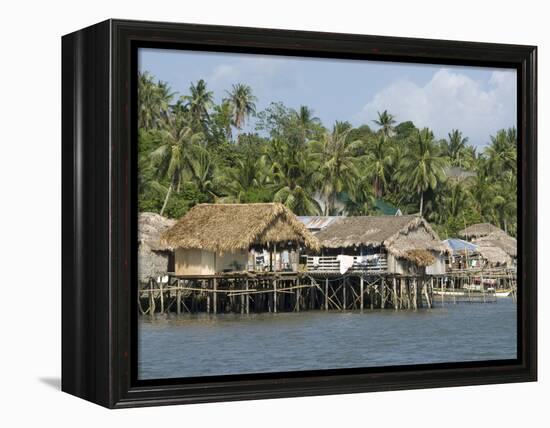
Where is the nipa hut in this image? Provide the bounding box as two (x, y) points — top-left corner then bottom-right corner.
(458, 223), (503, 239)
(443, 238), (481, 270)
(311, 215), (450, 274)
(459, 223), (517, 267)
(161, 203), (320, 276)
(138, 212), (176, 283)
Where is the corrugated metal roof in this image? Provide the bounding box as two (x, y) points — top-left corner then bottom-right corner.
(297, 216), (340, 231)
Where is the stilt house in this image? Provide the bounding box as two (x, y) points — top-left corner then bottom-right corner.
(161, 203), (320, 276)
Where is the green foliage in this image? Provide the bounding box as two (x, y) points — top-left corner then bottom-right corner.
(137, 70), (517, 237)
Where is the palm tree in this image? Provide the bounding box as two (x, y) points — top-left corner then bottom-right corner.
(485, 128), (517, 176)
(344, 176), (375, 215)
(372, 110), (396, 140)
(221, 156), (270, 202)
(310, 125), (362, 214)
(293, 105), (321, 141)
(225, 84), (257, 140)
(186, 146), (218, 201)
(396, 128), (448, 215)
(264, 139), (321, 215)
(138, 72), (175, 131)
(183, 79), (213, 127)
(442, 129), (469, 167)
(150, 113), (205, 215)
(365, 136), (393, 197)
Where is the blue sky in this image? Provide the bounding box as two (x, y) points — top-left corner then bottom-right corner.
(139, 48), (517, 149)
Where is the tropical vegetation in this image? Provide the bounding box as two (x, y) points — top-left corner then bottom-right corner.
(138, 71), (518, 238)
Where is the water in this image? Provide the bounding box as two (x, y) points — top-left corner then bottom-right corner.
(138, 298), (517, 380)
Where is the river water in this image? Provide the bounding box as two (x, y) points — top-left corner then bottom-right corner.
(138, 297), (517, 380)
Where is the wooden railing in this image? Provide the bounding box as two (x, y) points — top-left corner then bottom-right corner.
(305, 255), (388, 273)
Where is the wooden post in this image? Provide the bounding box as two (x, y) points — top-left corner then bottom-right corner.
(381, 277), (386, 309)
(342, 277), (346, 311)
(176, 280), (181, 314)
(273, 280), (277, 313)
(213, 278), (217, 314)
(296, 280), (301, 312)
(149, 278), (155, 316)
(393, 277), (398, 310)
(245, 278), (250, 314)
(206, 282), (211, 314)
(325, 278), (329, 311)
(412, 279), (418, 310)
(370, 282), (375, 310)
(159, 280), (164, 314)
(360, 276), (364, 311)
(240, 279), (245, 314)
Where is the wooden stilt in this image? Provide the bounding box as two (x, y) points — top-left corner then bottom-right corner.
(245, 278), (250, 314)
(273, 280), (277, 313)
(393, 277), (398, 310)
(176, 280), (181, 314)
(149, 279), (155, 316)
(381, 277), (386, 309)
(325, 278), (329, 311)
(412, 279), (418, 310)
(213, 278), (217, 314)
(342, 277), (347, 311)
(360, 276), (364, 311)
(159, 280), (164, 314)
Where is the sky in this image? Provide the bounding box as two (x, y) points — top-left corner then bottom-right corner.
(139, 48), (517, 149)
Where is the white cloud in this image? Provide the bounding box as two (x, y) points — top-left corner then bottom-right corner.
(207, 56), (303, 102)
(356, 69), (516, 147)
(210, 64), (241, 85)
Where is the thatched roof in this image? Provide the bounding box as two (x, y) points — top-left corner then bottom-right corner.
(161, 203), (320, 253)
(459, 223), (503, 239)
(314, 215), (450, 263)
(476, 244), (512, 265)
(473, 231), (517, 258)
(138, 212), (176, 251)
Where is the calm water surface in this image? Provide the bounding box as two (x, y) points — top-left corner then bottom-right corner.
(138, 298), (517, 379)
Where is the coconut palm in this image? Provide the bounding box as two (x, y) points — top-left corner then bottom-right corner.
(365, 136), (393, 197)
(221, 156), (270, 202)
(372, 110), (396, 140)
(396, 128), (448, 215)
(293, 105), (321, 141)
(344, 176), (376, 215)
(310, 125), (362, 214)
(186, 146), (218, 201)
(442, 129), (469, 167)
(183, 79), (213, 127)
(150, 113), (205, 215)
(485, 128), (517, 176)
(264, 139), (321, 215)
(138, 72), (175, 131)
(225, 84), (257, 140)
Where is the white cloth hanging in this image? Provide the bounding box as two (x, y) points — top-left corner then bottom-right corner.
(336, 255), (354, 274)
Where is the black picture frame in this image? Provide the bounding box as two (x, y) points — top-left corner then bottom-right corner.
(61, 19), (537, 408)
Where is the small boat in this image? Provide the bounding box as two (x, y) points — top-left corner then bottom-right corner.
(494, 290), (512, 297)
(432, 290), (467, 296)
